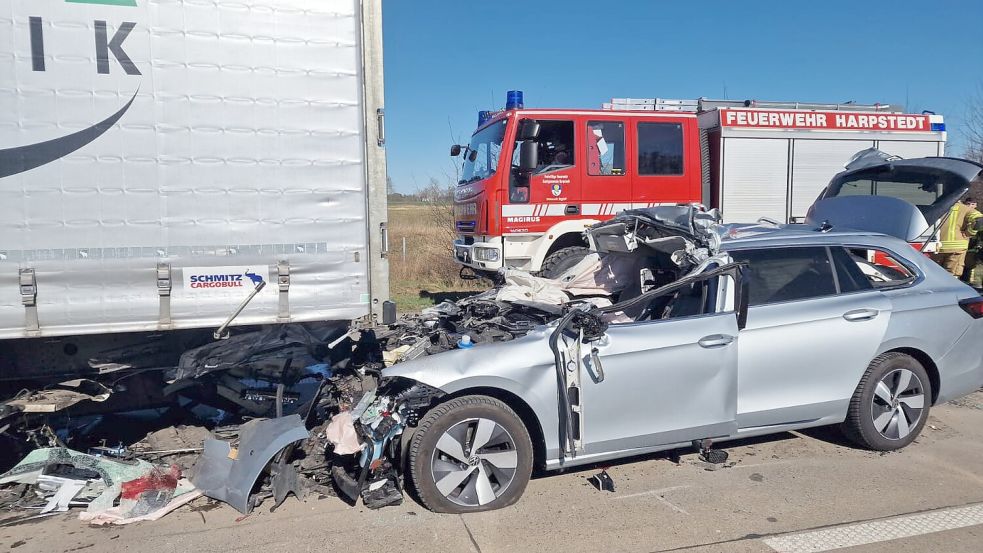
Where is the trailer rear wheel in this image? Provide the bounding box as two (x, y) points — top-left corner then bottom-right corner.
(540, 246), (590, 279)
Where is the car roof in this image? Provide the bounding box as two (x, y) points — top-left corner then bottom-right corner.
(718, 222), (902, 249)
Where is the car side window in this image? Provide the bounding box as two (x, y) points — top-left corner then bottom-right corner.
(728, 247), (837, 306)
(834, 247), (917, 289)
(829, 247), (874, 293)
(604, 271), (735, 324)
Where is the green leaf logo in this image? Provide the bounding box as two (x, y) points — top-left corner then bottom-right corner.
(66, 0), (138, 6)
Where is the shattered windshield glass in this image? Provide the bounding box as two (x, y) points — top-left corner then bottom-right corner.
(460, 120), (506, 184)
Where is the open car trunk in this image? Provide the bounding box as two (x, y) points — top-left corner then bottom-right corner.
(810, 151), (983, 241)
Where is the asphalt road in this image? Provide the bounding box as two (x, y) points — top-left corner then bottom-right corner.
(4, 391), (983, 553)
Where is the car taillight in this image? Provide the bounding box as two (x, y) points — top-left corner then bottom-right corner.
(958, 297), (983, 319)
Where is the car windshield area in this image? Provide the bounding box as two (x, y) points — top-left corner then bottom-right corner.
(460, 120), (507, 184)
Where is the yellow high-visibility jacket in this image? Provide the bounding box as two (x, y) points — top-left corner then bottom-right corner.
(939, 203), (982, 253)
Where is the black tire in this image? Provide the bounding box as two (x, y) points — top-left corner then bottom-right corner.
(841, 352), (932, 451)
(408, 395), (533, 513)
(539, 246), (590, 279)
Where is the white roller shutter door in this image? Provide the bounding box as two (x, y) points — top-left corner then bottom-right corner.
(720, 138), (788, 223)
(876, 141), (943, 159)
(789, 139), (874, 221)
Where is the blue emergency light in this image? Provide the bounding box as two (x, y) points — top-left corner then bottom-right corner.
(506, 90), (524, 110)
(930, 122), (946, 132)
(477, 110), (494, 127)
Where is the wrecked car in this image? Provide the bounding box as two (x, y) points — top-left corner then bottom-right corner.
(3, 157), (983, 518)
(368, 156), (983, 513)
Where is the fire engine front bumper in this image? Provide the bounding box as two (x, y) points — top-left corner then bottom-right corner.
(453, 238), (504, 271)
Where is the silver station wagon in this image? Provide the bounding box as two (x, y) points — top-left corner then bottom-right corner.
(379, 156), (983, 513)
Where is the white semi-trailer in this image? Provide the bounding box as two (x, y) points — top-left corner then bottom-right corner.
(0, 0), (389, 380)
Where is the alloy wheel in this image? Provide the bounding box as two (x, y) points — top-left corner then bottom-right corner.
(870, 368), (925, 441)
(430, 417), (519, 507)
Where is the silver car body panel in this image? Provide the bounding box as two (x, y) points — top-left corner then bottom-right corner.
(385, 215), (983, 471)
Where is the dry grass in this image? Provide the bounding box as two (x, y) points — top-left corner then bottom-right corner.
(388, 203), (483, 311)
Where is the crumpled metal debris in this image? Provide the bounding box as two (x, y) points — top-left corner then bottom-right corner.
(3, 379), (112, 414)
(0, 447), (197, 524)
(189, 414), (309, 514)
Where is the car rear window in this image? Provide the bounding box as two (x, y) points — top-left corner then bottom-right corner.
(833, 247), (917, 289)
(728, 247), (837, 306)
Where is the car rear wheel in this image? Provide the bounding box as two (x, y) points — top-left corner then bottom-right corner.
(842, 352), (931, 451)
(407, 395), (533, 513)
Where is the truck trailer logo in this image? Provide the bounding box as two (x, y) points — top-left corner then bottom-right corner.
(0, 0), (141, 180)
(184, 267), (269, 294)
(0, 92), (137, 179)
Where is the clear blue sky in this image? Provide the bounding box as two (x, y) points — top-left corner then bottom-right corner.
(382, 0), (983, 194)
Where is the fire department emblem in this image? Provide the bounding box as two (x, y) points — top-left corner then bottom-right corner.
(551, 183), (562, 197)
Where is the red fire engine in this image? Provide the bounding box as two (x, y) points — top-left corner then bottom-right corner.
(452, 93), (947, 277)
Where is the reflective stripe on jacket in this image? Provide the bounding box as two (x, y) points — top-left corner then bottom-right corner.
(938, 203), (982, 253)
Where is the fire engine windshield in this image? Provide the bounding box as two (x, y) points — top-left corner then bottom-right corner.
(460, 120), (507, 184)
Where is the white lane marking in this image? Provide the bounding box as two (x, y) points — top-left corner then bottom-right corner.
(729, 461), (792, 470)
(656, 495), (690, 515)
(611, 484), (691, 500)
(611, 485), (692, 515)
(763, 502), (983, 553)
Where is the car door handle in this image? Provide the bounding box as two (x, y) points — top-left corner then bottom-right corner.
(843, 309), (879, 322)
(698, 334), (735, 348)
(565, 204), (579, 215)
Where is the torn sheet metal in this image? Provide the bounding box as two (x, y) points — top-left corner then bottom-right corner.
(4, 379), (112, 413)
(189, 414), (309, 514)
(38, 475), (88, 513)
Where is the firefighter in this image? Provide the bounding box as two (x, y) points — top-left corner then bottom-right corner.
(963, 231), (981, 286)
(934, 196), (981, 278)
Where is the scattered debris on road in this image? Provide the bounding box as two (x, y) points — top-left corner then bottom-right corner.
(589, 470), (616, 492)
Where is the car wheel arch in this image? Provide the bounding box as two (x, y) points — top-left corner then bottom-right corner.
(423, 386), (547, 472)
(880, 347), (941, 405)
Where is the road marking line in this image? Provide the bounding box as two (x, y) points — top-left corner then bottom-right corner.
(611, 485), (691, 500)
(655, 495), (690, 515)
(729, 461), (792, 470)
(763, 502), (983, 553)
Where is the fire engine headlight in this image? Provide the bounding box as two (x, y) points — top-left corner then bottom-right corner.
(474, 248), (500, 262)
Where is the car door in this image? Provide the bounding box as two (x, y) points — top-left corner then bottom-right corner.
(727, 245), (892, 430)
(575, 264), (744, 456)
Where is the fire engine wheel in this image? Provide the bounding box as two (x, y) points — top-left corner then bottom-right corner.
(841, 352), (931, 451)
(408, 395), (533, 513)
(540, 246), (591, 279)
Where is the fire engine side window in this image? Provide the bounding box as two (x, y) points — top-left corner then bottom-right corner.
(586, 121), (625, 176)
(514, 120), (575, 173)
(637, 122), (683, 175)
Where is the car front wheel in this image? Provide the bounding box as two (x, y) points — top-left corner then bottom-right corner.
(842, 352), (931, 451)
(407, 395), (533, 513)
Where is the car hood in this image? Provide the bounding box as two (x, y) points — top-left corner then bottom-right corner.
(586, 205), (721, 255)
(809, 153), (983, 241)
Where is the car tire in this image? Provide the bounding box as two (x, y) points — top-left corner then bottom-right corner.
(408, 395), (533, 513)
(540, 246), (590, 279)
(841, 352), (932, 451)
